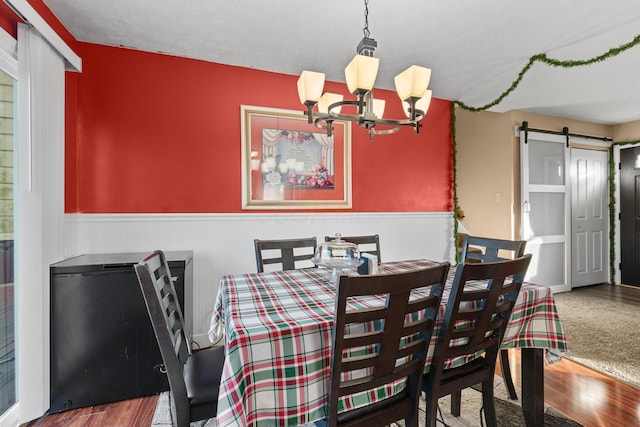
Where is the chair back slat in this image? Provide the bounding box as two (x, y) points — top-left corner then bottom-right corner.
(461, 236), (526, 264)
(427, 255), (532, 395)
(327, 263), (449, 427)
(254, 237), (317, 272)
(445, 259), (528, 354)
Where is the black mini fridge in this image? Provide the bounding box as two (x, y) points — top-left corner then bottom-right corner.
(49, 250), (193, 413)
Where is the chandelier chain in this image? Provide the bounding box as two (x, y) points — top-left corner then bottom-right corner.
(362, 0), (370, 38)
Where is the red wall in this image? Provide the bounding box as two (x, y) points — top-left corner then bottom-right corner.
(0, 2), (21, 37)
(66, 42), (453, 213)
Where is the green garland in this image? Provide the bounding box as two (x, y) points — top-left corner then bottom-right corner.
(454, 34), (640, 113)
(609, 145), (616, 283)
(451, 102), (459, 263)
(449, 33), (640, 274)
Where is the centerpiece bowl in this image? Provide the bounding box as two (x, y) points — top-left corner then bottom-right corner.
(312, 233), (363, 282)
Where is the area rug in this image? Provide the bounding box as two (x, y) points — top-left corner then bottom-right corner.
(552, 289), (640, 389)
(151, 392), (215, 426)
(152, 377), (582, 426)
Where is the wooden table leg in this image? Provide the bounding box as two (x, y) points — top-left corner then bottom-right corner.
(521, 348), (544, 427)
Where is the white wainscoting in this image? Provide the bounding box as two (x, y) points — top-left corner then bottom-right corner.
(64, 212), (454, 347)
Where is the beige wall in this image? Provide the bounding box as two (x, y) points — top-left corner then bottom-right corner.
(613, 119), (640, 142)
(455, 107), (613, 241)
(455, 108), (515, 240)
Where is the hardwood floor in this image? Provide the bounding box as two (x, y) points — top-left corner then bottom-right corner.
(503, 350), (640, 427)
(24, 284), (640, 427)
(23, 395), (158, 427)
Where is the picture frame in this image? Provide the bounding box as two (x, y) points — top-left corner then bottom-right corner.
(241, 105), (352, 210)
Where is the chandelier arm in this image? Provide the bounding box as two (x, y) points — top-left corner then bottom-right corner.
(328, 99), (425, 123)
(372, 126), (400, 135)
(308, 110), (424, 126)
(373, 117), (419, 127)
(328, 99), (361, 114)
(306, 101), (426, 138)
(309, 112), (422, 127)
(312, 117), (329, 130)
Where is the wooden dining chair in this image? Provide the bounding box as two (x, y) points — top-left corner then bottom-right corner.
(421, 254), (532, 427)
(254, 237), (317, 273)
(135, 250), (225, 427)
(460, 235), (526, 264)
(460, 235), (526, 400)
(324, 234), (382, 263)
(325, 262), (450, 427)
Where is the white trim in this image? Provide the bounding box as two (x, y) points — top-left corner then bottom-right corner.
(16, 23), (66, 423)
(4, 0), (81, 72)
(64, 211), (452, 223)
(0, 25), (17, 427)
(0, 27), (17, 79)
(0, 403), (18, 427)
(569, 135), (612, 149)
(524, 131), (567, 144)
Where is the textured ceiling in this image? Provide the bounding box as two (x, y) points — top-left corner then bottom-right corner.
(43, 0), (640, 125)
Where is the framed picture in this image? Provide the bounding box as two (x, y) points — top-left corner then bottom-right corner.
(241, 105), (352, 210)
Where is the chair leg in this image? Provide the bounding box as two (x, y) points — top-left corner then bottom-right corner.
(450, 390), (461, 416)
(500, 349), (518, 400)
(481, 379), (497, 427)
(425, 397), (439, 427)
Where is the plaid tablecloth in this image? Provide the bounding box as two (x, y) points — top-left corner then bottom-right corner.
(208, 260), (567, 427)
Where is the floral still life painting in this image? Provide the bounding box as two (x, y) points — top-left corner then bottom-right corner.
(261, 130), (334, 190)
(241, 106), (351, 210)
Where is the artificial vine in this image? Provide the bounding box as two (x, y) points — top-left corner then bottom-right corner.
(450, 102), (459, 263)
(454, 33), (640, 113)
(449, 33), (640, 271)
(609, 144), (616, 283)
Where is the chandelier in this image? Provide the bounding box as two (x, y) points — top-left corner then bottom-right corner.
(297, 0), (432, 140)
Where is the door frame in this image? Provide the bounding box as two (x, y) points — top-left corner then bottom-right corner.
(0, 26), (18, 427)
(569, 145), (610, 287)
(613, 142), (640, 285)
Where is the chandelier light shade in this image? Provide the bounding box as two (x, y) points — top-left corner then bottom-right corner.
(394, 65), (431, 102)
(371, 98), (385, 118)
(296, 0), (432, 139)
(403, 90), (432, 119)
(297, 70), (326, 105)
(345, 54), (380, 95)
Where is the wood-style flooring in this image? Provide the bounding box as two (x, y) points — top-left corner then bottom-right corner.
(24, 284), (640, 427)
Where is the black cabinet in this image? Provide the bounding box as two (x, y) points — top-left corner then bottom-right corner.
(49, 251), (193, 413)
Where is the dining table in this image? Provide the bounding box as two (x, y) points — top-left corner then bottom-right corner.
(208, 259), (567, 427)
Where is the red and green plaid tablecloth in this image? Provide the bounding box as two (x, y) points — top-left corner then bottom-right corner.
(208, 260), (567, 427)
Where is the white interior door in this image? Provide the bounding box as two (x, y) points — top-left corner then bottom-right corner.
(520, 131), (570, 292)
(570, 148), (608, 287)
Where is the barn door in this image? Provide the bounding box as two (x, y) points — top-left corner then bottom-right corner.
(520, 131), (570, 290)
